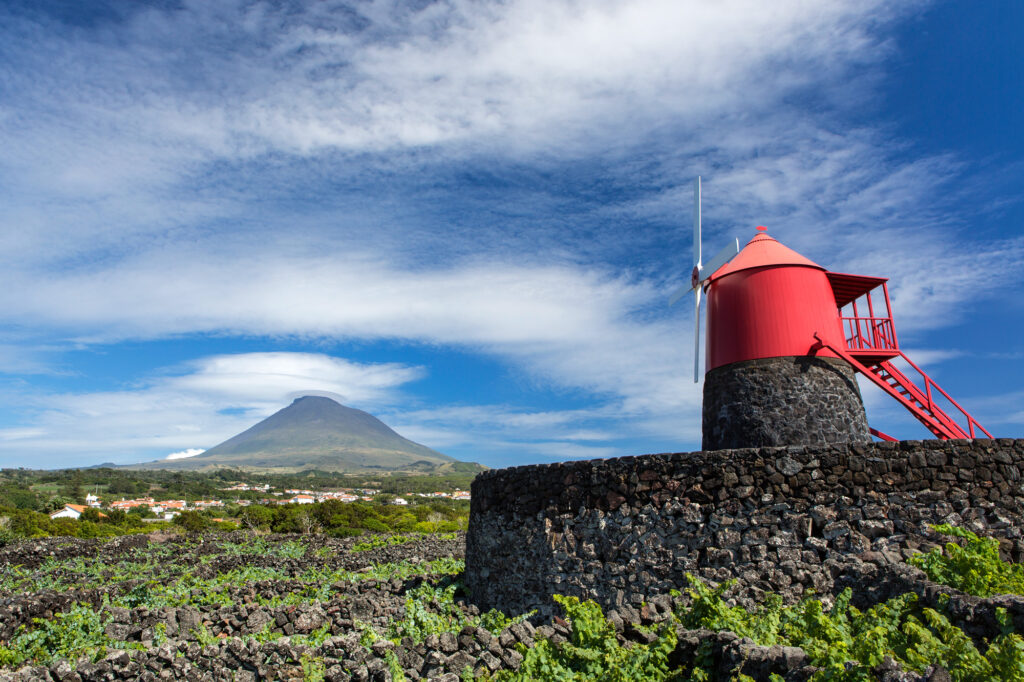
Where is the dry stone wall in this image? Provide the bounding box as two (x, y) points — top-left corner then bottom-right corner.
(702, 356), (872, 450)
(465, 438), (1024, 622)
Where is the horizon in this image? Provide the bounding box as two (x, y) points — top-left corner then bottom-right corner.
(1, 1), (1022, 470)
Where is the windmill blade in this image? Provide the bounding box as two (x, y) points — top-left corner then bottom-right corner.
(668, 283), (692, 306)
(693, 286), (702, 383)
(693, 177), (702, 267)
(696, 238), (739, 285)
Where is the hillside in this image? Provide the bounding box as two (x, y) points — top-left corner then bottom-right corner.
(131, 396), (478, 473)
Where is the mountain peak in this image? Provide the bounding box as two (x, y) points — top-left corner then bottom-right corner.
(292, 395), (335, 404)
(134, 396), (465, 473)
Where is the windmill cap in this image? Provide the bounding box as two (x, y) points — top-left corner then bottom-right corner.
(709, 227), (823, 280)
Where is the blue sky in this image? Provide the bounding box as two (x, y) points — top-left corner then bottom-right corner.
(1, 0), (1022, 469)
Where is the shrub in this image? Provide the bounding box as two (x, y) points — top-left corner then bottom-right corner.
(173, 511), (210, 533)
(495, 595), (676, 681)
(908, 524), (1024, 597)
(676, 574), (1024, 681)
(0, 604), (111, 667)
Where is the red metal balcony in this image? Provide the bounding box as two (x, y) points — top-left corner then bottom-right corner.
(827, 271), (900, 364)
(820, 270), (991, 441)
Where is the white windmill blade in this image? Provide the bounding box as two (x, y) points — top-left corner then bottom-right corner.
(695, 238), (740, 285)
(668, 283), (691, 306)
(693, 286), (702, 382)
(693, 176), (702, 267)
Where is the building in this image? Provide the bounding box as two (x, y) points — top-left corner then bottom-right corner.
(109, 497), (156, 511)
(50, 504), (88, 520)
(50, 504), (106, 520)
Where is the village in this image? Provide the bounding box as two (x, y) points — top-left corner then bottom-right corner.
(48, 483), (471, 521)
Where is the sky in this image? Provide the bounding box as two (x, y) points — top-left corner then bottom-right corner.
(1, 0), (1022, 470)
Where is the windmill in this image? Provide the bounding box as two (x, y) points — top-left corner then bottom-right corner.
(670, 177), (991, 450)
(668, 177), (739, 382)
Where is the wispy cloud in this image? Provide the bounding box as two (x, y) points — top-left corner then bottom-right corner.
(1, 352), (425, 466)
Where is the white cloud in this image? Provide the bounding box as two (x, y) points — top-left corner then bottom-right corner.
(167, 352), (425, 404)
(0, 428), (47, 442)
(165, 448), (205, 460)
(17, 0), (897, 156)
(0, 352), (425, 466)
(0, 248), (698, 414)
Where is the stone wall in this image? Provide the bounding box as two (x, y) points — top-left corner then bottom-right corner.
(702, 356), (871, 450)
(465, 439), (1024, 621)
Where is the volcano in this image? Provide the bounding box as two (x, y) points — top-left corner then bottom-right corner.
(134, 396), (475, 473)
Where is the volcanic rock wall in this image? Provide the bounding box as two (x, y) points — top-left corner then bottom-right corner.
(465, 439), (1024, 620)
(702, 356), (872, 450)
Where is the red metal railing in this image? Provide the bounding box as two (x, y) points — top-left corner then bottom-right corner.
(840, 282), (899, 353)
(815, 331), (993, 440)
(841, 316), (897, 352)
(887, 350), (993, 439)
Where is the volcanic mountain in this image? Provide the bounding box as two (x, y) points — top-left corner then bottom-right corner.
(134, 396), (475, 473)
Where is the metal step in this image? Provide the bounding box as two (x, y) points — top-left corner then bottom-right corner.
(813, 334), (990, 440)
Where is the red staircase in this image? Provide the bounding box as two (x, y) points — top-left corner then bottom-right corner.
(818, 339), (992, 440)
(819, 272), (992, 441)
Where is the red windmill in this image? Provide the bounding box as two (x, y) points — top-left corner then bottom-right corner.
(672, 177), (991, 450)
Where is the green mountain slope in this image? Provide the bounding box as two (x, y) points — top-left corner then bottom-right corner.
(132, 396), (474, 473)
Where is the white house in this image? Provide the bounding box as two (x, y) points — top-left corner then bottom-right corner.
(391, 497), (409, 506)
(50, 504), (106, 520)
(290, 494), (316, 505)
(50, 504), (88, 520)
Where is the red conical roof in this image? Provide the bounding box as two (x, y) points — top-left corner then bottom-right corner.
(709, 226), (822, 280)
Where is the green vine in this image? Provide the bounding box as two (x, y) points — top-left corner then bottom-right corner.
(908, 524), (1024, 597)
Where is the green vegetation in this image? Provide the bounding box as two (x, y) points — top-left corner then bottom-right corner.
(353, 532), (456, 552)
(235, 498), (467, 537)
(676, 575), (1024, 681)
(0, 464), (471, 543)
(0, 465), (478, 510)
(493, 595), (677, 682)
(2, 522), (1022, 680)
(0, 533), (465, 611)
(385, 582), (529, 644)
(489, 526), (1024, 681)
(0, 603), (111, 667)
(908, 524), (1024, 597)
(0, 532), (468, 668)
(0, 604), (168, 668)
(300, 653), (326, 682)
(0, 506), (171, 544)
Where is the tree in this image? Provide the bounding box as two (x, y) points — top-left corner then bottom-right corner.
(173, 511), (209, 533)
(128, 504), (155, 519)
(0, 484), (40, 511)
(240, 505), (274, 531)
(62, 471), (84, 503)
(103, 509), (128, 525)
(44, 496), (73, 514)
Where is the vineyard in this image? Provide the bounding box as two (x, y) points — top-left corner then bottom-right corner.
(0, 527), (1022, 681)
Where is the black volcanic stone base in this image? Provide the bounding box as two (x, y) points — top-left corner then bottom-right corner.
(702, 355), (871, 450)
